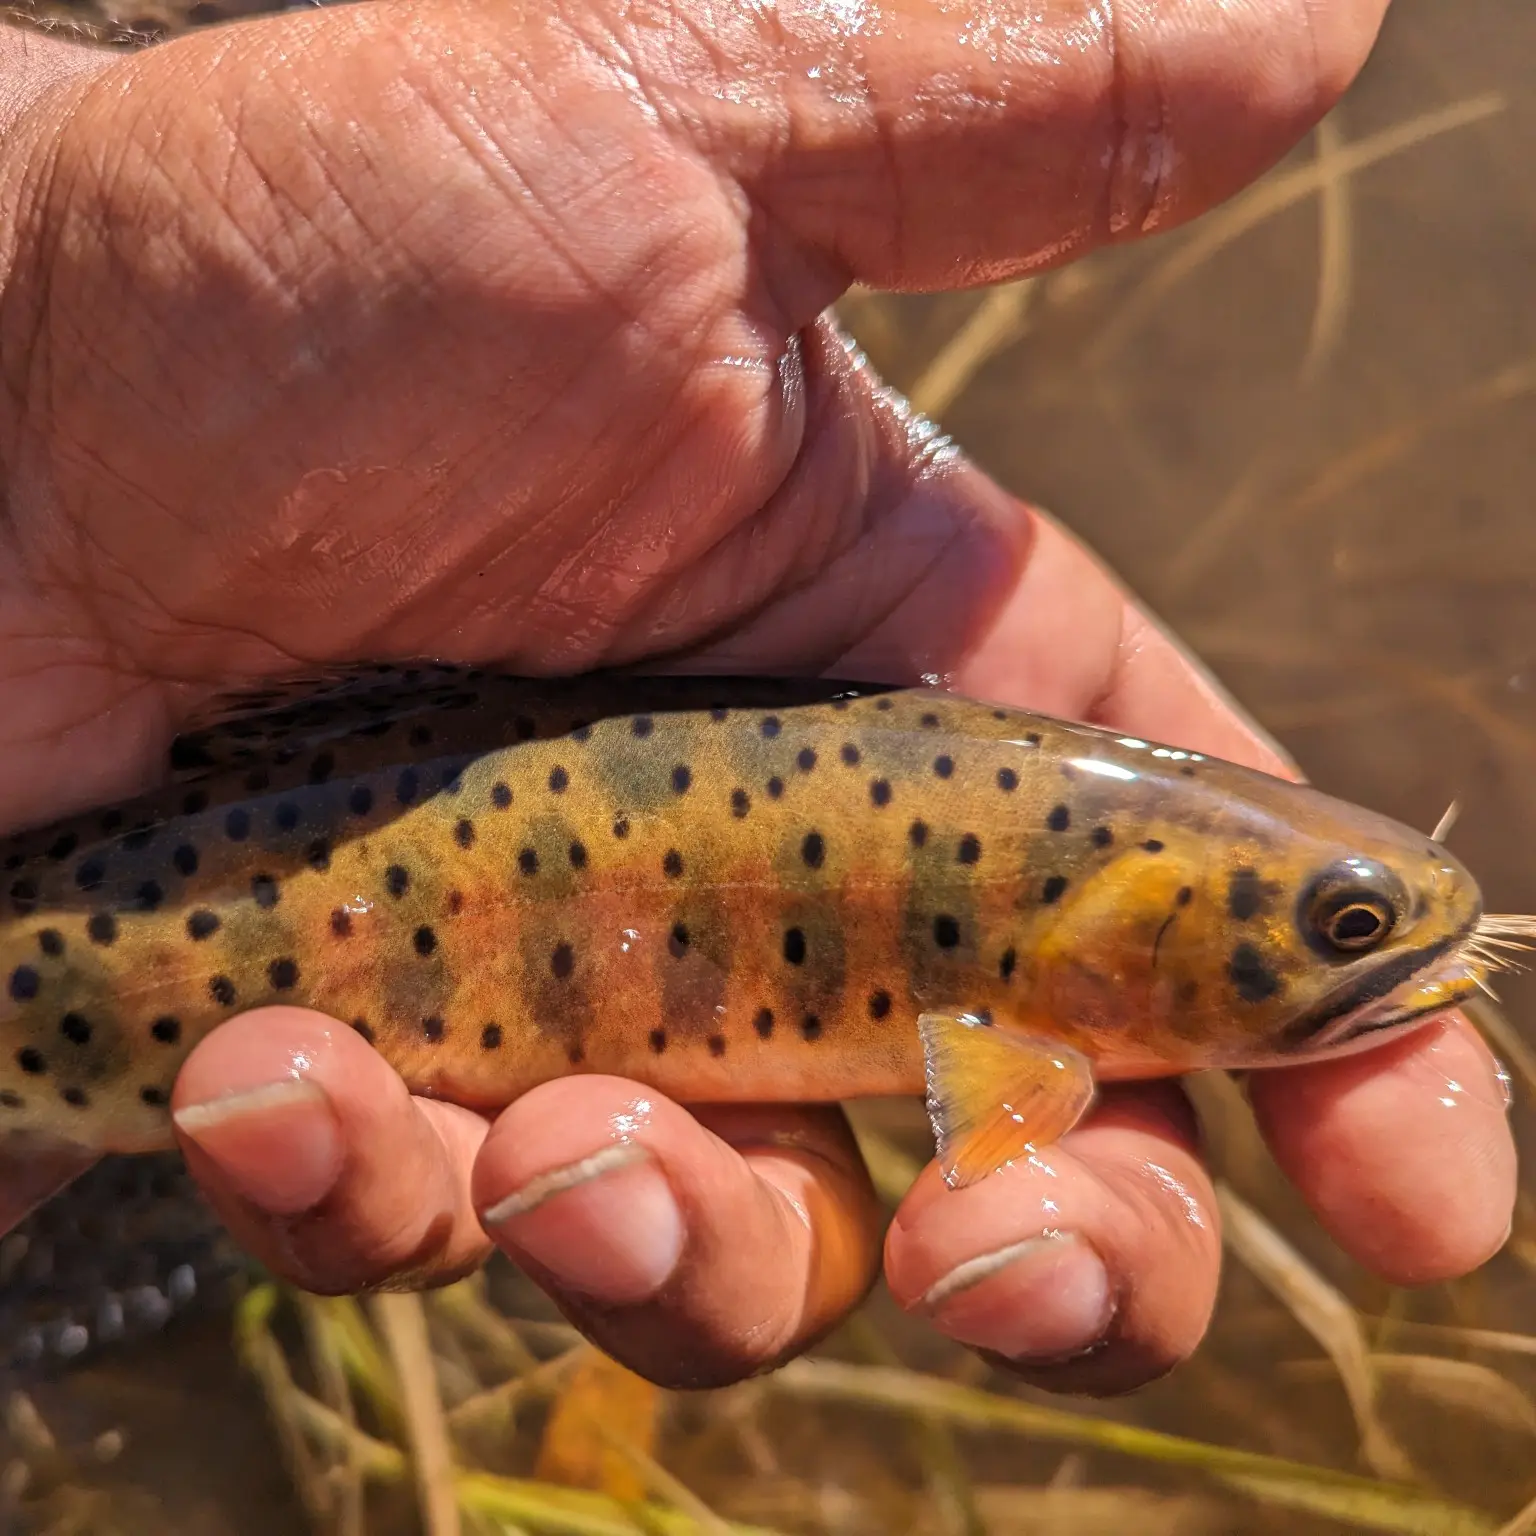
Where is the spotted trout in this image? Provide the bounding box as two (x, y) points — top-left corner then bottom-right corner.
(0, 666), (1522, 1225)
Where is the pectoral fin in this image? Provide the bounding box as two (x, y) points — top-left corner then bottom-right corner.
(919, 1012), (1094, 1189)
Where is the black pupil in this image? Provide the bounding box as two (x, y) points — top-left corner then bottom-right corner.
(1330, 904), (1385, 944)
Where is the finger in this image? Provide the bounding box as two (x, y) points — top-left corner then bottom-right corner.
(671, 0), (1391, 292)
(885, 1083), (1221, 1395)
(172, 1007), (493, 1293)
(472, 1076), (882, 1389)
(1246, 1013), (1516, 1285)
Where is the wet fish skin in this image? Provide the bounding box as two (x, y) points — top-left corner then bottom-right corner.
(0, 667), (1483, 1182)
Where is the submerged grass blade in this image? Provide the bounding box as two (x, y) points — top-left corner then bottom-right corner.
(766, 1359), (1497, 1534)
(1216, 1184), (1416, 1482)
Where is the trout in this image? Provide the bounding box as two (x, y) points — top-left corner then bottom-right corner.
(0, 666), (1524, 1226)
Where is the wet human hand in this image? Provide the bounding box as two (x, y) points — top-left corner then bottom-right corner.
(0, 0), (1514, 1394)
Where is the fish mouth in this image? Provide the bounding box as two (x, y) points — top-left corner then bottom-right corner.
(1280, 923), (1480, 1056)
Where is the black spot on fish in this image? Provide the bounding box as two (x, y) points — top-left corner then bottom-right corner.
(1091, 826), (1114, 849)
(876, 699), (893, 711)
(1180, 765), (1197, 778)
(181, 791), (209, 816)
(1178, 886), (1194, 906)
(868, 989), (891, 1019)
(870, 779), (892, 807)
(908, 820), (929, 849)
(1229, 943), (1282, 1004)
(306, 839), (331, 872)
(9, 966), (38, 1001)
(1026, 731), (1042, 746)
(801, 831), (825, 869)
(632, 715), (654, 738)
(802, 1013), (822, 1040)
(920, 712), (940, 729)
(269, 957), (299, 990)
(60, 1012), (90, 1045)
(331, 908), (352, 937)
(551, 942), (574, 980)
(252, 874), (279, 909)
(1046, 804), (1070, 832)
(386, 864), (410, 897)
(612, 815), (630, 840)
(1000, 946), (1017, 980)
(133, 880), (164, 912)
(152, 1016), (181, 1044)
(187, 910), (219, 941)
(173, 844), (199, 877)
(0, 1090), (20, 1109)
(61, 1087), (87, 1108)
(87, 913), (117, 946)
(225, 807), (252, 842)
(997, 767), (1018, 792)
(957, 834), (981, 865)
(796, 748), (816, 773)
(754, 1008), (775, 1038)
(9, 879), (36, 915)
(672, 764), (692, 794)
(455, 818), (476, 850)
(519, 848), (539, 876)
(492, 782), (513, 810)
(275, 803), (300, 833)
(75, 859), (105, 891)
(649, 1028), (667, 1054)
(1227, 868), (1269, 922)
(841, 743), (861, 766)
(447, 889), (464, 915)
(933, 755), (954, 779)
(1143, 839), (1165, 853)
(933, 915), (960, 949)
(766, 776), (785, 799)
(409, 725), (433, 749)
(731, 788), (750, 818)
(422, 1016), (444, 1041)
(707, 1034), (726, 1057)
(663, 850), (684, 878)
(413, 926), (437, 957)
(351, 1019), (374, 1043)
(37, 930), (62, 958)
(549, 766), (569, 794)
(210, 976), (236, 1007)
(761, 716), (781, 738)
(669, 923), (689, 958)
(349, 785), (374, 817)
(305, 752), (335, 786)
(397, 768), (420, 806)
(1042, 875), (1068, 904)
(139, 1086), (166, 1107)
(783, 927), (807, 965)
(46, 832), (78, 861)
(569, 840), (588, 870)
(17, 1048), (44, 1075)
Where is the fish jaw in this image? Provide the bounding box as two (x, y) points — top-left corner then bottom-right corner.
(1257, 947), (1484, 1069)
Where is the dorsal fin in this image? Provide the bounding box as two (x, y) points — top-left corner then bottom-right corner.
(165, 662), (490, 779)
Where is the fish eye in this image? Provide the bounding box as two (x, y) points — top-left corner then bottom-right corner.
(1319, 898), (1394, 952)
(1299, 862), (1406, 958)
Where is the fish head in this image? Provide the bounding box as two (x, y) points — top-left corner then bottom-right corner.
(1026, 764), (1488, 1069)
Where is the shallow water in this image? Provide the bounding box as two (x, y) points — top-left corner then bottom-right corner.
(2, 0), (1535, 1532)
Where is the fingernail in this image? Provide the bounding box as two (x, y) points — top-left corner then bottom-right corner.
(174, 1080), (342, 1216)
(481, 1144), (683, 1306)
(921, 1232), (1114, 1363)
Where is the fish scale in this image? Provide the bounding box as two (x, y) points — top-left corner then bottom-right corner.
(0, 666), (1496, 1206)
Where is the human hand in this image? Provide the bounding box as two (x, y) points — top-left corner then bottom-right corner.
(0, 0), (1513, 1395)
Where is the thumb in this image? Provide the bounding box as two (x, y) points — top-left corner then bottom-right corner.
(639, 0), (1391, 294)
